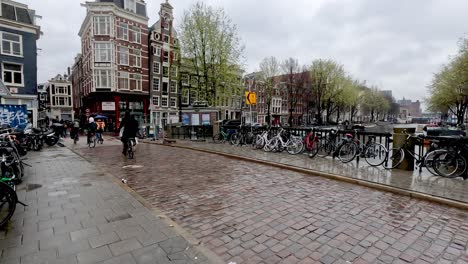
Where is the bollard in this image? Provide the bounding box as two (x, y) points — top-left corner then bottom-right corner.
(392, 127), (416, 171)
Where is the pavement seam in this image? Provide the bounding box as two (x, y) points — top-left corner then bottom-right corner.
(142, 140), (468, 212)
(65, 144), (225, 264)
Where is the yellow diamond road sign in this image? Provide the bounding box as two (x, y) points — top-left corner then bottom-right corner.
(245, 92), (256, 105)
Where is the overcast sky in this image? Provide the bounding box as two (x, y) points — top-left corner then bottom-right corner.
(21, 0), (468, 108)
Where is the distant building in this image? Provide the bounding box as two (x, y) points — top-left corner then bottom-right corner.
(398, 98), (421, 118)
(47, 74), (73, 121)
(74, 0), (149, 131)
(0, 0), (41, 126)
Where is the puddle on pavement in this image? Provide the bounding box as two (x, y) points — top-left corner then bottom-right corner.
(26, 184), (42, 192)
(81, 183), (92, 187)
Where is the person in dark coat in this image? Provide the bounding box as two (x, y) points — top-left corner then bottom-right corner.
(119, 112), (139, 155)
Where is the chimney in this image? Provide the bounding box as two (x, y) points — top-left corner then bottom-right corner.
(67, 67), (71, 76)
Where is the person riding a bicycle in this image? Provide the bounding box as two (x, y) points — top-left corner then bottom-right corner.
(71, 119), (80, 140)
(87, 117), (97, 144)
(95, 119), (105, 142)
(119, 112), (139, 155)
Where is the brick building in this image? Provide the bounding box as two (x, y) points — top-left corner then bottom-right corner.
(74, 0), (149, 131)
(148, 0), (181, 128)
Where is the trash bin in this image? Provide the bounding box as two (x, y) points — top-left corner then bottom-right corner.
(393, 127), (416, 171)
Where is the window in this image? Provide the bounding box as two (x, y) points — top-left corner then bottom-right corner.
(163, 66), (169, 77)
(117, 23), (128, 40)
(94, 42), (111, 63)
(173, 52), (178, 61)
(56, 86), (66, 94)
(125, 0), (136, 12)
(163, 51), (169, 63)
(152, 77), (161, 91)
(130, 49), (141, 67)
(182, 74), (189, 85)
(170, 98), (176, 107)
(171, 66), (177, 77)
(94, 70), (111, 88)
(1, 32), (22, 57)
(93, 16), (110, 35)
(118, 72), (129, 90)
(129, 26), (141, 43)
(163, 35), (169, 44)
(56, 97), (68, 106)
(130, 74), (142, 91)
(154, 46), (161, 56)
(163, 19), (169, 30)
(161, 96), (168, 107)
(153, 62), (160, 74)
(119, 46), (129, 65)
(182, 89), (189, 104)
(2, 63), (23, 85)
(162, 82), (168, 93)
(170, 81), (177, 93)
(191, 76), (198, 87)
(152, 96), (159, 106)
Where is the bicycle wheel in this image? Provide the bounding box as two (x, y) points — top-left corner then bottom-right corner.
(383, 148), (404, 169)
(287, 140), (303, 155)
(364, 143), (388, 167)
(308, 139), (321, 158)
(317, 138), (332, 158)
(0, 181), (17, 228)
(338, 142), (358, 163)
(229, 133), (238, 145)
(212, 133), (222, 144)
(264, 138), (277, 152)
(433, 151), (462, 178)
(424, 150), (447, 176)
(128, 143), (134, 159)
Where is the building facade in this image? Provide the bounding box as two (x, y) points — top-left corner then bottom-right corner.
(75, 0), (149, 131)
(47, 74), (73, 121)
(148, 0), (181, 128)
(0, 0), (41, 126)
(398, 98), (422, 119)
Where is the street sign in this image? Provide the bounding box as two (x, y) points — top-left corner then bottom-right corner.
(245, 92), (256, 105)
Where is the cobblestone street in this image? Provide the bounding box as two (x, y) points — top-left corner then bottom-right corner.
(73, 139), (468, 264)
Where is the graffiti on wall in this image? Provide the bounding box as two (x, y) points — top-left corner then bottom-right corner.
(0, 105), (28, 128)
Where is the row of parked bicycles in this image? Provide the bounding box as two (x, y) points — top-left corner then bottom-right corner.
(213, 127), (468, 179)
(0, 125), (62, 227)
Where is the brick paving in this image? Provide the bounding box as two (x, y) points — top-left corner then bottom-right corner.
(172, 140), (468, 204)
(73, 140), (468, 264)
(0, 145), (214, 264)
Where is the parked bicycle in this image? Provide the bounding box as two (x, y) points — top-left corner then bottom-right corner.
(336, 131), (388, 166)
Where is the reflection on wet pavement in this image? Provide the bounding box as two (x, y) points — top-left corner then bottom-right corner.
(71, 140), (468, 264)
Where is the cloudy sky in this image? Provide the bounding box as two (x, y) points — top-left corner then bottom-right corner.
(21, 0), (468, 108)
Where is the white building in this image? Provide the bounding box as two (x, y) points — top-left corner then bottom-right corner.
(46, 74), (73, 121)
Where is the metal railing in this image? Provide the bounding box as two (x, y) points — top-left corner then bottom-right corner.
(170, 125), (213, 140)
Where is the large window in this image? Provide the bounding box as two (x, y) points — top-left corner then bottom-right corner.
(129, 26), (141, 43)
(1, 32), (22, 57)
(153, 77), (160, 91)
(125, 0), (136, 12)
(94, 42), (111, 63)
(93, 16), (110, 35)
(161, 96), (168, 107)
(119, 46), (129, 65)
(181, 74), (189, 85)
(163, 66), (169, 77)
(170, 81), (177, 93)
(117, 23), (128, 40)
(162, 82), (168, 93)
(55, 96), (69, 106)
(182, 89), (189, 104)
(94, 70), (111, 88)
(130, 49), (141, 67)
(163, 51), (169, 63)
(2, 63), (23, 85)
(163, 35), (169, 44)
(130, 74), (142, 91)
(153, 62), (160, 74)
(118, 72), (129, 90)
(152, 96), (159, 106)
(56, 86), (66, 94)
(170, 98), (176, 108)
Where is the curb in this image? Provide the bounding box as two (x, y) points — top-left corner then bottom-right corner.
(65, 143), (224, 264)
(142, 140), (468, 212)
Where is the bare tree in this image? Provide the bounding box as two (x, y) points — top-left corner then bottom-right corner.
(258, 57), (280, 125)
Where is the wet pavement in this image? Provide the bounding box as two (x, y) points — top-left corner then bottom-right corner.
(0, 142), (215, 264)
(72, 138), (468, 264)
(169, 140), (468, 204)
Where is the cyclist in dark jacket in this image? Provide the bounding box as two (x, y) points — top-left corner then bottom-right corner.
(119, 112), (139, 155)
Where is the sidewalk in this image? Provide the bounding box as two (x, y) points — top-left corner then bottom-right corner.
(144, 139), (468, 205)
(0, 145), (217, 264)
